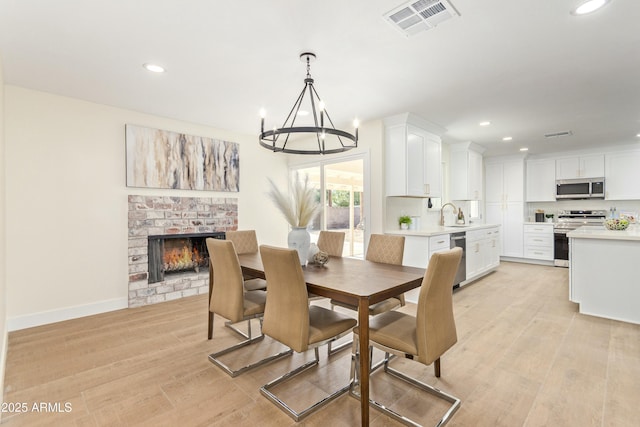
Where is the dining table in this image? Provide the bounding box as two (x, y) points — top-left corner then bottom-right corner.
(237, 251), (426, 426)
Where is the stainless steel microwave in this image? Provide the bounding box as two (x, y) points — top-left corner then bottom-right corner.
(556, 178), (605, 200)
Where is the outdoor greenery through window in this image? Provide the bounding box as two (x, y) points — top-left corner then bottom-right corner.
(292, 157), (365, 258)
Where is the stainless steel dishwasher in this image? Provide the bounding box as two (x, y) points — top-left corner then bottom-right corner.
(450, 232), (466, 287)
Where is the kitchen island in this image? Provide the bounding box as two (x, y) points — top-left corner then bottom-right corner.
(568, 225), (640, 324)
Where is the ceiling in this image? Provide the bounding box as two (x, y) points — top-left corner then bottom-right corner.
(1, 0), (639, 157)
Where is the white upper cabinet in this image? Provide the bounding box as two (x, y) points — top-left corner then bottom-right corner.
(526, 158), (556, 202)
(486, 159), (524, 202)
(605, 150), (640, 200)
(450, 142), (485, 200)
(556, 154), (604, 179)
(384, 113), (445, 198)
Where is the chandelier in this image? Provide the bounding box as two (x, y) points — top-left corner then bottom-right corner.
(259, 52), (359, 155)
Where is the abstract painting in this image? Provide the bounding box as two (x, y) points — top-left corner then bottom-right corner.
(125, 125), (239, 191)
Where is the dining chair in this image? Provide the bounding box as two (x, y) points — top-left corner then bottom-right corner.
(350, 247), (463, 427)
(328, 233), (406, 355)
(225, 230), (267, 291)
(258, 245), (358, 421)
(206, 238), (291, 377)
(316, 230), (345, 257)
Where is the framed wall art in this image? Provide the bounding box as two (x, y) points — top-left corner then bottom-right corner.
(125, 124), (239, 192)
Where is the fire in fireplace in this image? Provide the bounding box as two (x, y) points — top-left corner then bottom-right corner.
(148, 232), (225, 283)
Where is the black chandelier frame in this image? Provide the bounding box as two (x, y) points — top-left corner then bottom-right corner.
(259, 52), (358, 155)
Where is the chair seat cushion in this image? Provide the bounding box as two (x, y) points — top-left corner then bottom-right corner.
(330, 297), (402, 316)
(243, 290), (267, 317)
(355, 310), (417, 356)
(244, 278), (267, 291)
(308, 306), (357, 345)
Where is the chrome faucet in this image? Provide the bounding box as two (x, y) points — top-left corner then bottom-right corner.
(440, 202), (457, 226)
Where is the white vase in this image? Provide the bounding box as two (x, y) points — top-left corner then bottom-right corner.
(288, 227), (310, 266)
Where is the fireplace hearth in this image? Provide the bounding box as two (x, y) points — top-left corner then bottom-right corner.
(148, 232), (225, 283)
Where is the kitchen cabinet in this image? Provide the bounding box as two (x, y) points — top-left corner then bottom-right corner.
(384, 113), (444, 198)
(402, 234), (450, 302)
(485, 156), (525, 258)
(523, 223), (554, 261)
(466, 226), (500, 281)
(450, 142), (484, 200)
(402, 234), (450, 268)
(556, 154), (604, 179)
(526, 158), (556, 202)
(605, 150), (640, 200)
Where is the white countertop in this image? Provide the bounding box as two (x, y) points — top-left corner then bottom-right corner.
(386, 223), (500, 237)
(567, 224), (640, 241)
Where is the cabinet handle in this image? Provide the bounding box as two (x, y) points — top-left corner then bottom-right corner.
(534, 251), (543, 255)
(424, 184), (430, 194)
(437, 240), (445, 244)
(533, 239), (543, 242)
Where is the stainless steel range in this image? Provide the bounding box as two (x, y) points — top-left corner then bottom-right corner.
(553, 210), (607, 267)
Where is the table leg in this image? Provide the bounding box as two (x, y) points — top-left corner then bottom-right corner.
(358, 298), (370, 426)
(208, 263), (213, 339)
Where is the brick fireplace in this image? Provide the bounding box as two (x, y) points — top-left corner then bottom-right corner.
(127, 195), (237, 307)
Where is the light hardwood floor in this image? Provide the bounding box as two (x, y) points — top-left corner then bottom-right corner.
(2, 262), (639, 426)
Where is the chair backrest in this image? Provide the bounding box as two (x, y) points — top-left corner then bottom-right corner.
(365, 234), (405, 265)
(259, 245), (310, 353)
(415, 247), (462, 365)
(225, 230), (259, 254)
(316, 231), (345, 257)
(206, 238), (246, 323)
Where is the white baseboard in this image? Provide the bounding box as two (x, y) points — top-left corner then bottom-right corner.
(0, 327), (7, 419)
(7, 298), (128, 331)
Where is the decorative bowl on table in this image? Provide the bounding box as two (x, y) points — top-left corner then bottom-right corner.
(604, 218), (629, 230)
(313, 250), (330, 266)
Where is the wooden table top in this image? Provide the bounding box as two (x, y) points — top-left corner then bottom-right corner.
(238, 252), (426, 305)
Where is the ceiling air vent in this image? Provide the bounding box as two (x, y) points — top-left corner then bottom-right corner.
(384, 0), (460, 37)
(544, 131), (573, 138)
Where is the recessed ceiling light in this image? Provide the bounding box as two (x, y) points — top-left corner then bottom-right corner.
(502, 136), (513, 141)
(636, 133), (640, 137)
(519, 147), (529, 152)
(571, 0), (610, 15)
(143, 63), (166, 73)
(479, 121), (491, 126)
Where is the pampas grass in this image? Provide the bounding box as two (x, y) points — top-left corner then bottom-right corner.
(267, 172), (321, 228)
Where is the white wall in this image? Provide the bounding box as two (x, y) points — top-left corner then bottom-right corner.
(0, 54), (8, 411)
(4, 86), (288, 330)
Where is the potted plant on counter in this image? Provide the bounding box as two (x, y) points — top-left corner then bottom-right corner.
(399, 215), (412, 230)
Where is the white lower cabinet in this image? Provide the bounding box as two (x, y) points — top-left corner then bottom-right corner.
(465, 227), (500, 283)
(402, 234), (450, 268)
(523, 223), (554, 261)
(402, 234), (450, 302)
(486, 201), (524, 257)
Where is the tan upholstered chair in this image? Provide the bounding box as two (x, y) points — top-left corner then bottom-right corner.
(206, 238), (291, 377)
(328, 234), (406, 354)
(316, 230), (345, 257)
(350, 247), (463, 427)
(225, 230), (267, 291)
(259, 245), (358, 421)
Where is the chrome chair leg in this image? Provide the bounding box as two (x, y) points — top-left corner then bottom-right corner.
(349, 338), (460, 427)
(260, 346), (351, 422)
(209, 317), (292, 377)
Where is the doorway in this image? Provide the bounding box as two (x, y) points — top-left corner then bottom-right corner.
(293, 155), (367, 258)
